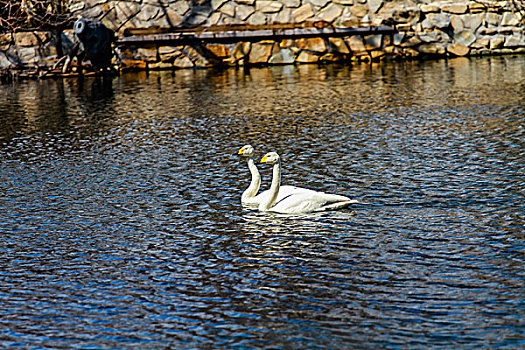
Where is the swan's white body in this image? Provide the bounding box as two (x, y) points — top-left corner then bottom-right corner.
(238, 145), (309, 208)
(258, 152), (358, 214)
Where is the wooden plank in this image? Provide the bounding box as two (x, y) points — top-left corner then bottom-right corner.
(115, 26), (395, 46)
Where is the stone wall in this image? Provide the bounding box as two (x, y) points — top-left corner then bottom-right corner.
(1, 0), (524, 72)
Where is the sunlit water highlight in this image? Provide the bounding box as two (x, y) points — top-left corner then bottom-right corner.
(0, 56), (524, 349)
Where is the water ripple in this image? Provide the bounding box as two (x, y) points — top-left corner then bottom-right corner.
(0, 56), (524, 349)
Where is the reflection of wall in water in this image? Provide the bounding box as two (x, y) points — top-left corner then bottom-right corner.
(0, 78), (118, 143)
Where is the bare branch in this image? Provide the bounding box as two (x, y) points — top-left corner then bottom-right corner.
(1, 0), (76, 32)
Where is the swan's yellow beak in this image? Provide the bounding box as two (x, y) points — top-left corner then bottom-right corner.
(238, 148), (245, 155)
(260, 155), (268, 163)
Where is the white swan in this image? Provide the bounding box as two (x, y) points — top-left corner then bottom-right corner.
(238, 145), (310, 207)
(258, 151), (358, 214)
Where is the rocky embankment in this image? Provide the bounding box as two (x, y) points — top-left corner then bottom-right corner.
(1, 0), (523, 78)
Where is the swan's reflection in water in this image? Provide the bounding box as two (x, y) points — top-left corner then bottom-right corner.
(235, 208), (359, 267)
(240, 207), (357, 235)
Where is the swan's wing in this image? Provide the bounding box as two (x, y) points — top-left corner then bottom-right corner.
(254, 185), (313, 204)
(270, 191), (358, 214)
(313, 199), (359, 212)
(278, 185), (317, 196)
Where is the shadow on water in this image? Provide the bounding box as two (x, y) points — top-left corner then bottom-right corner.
(0, 55), (524, 349)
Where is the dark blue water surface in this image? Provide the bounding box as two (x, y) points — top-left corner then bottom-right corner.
(0, 56), (524, 349)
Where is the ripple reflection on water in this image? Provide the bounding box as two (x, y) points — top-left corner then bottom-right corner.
(0, 56), (524, 349)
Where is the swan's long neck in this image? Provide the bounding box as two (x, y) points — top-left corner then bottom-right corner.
(242, 157), (261, 201)
(259, 159), (281, 211)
